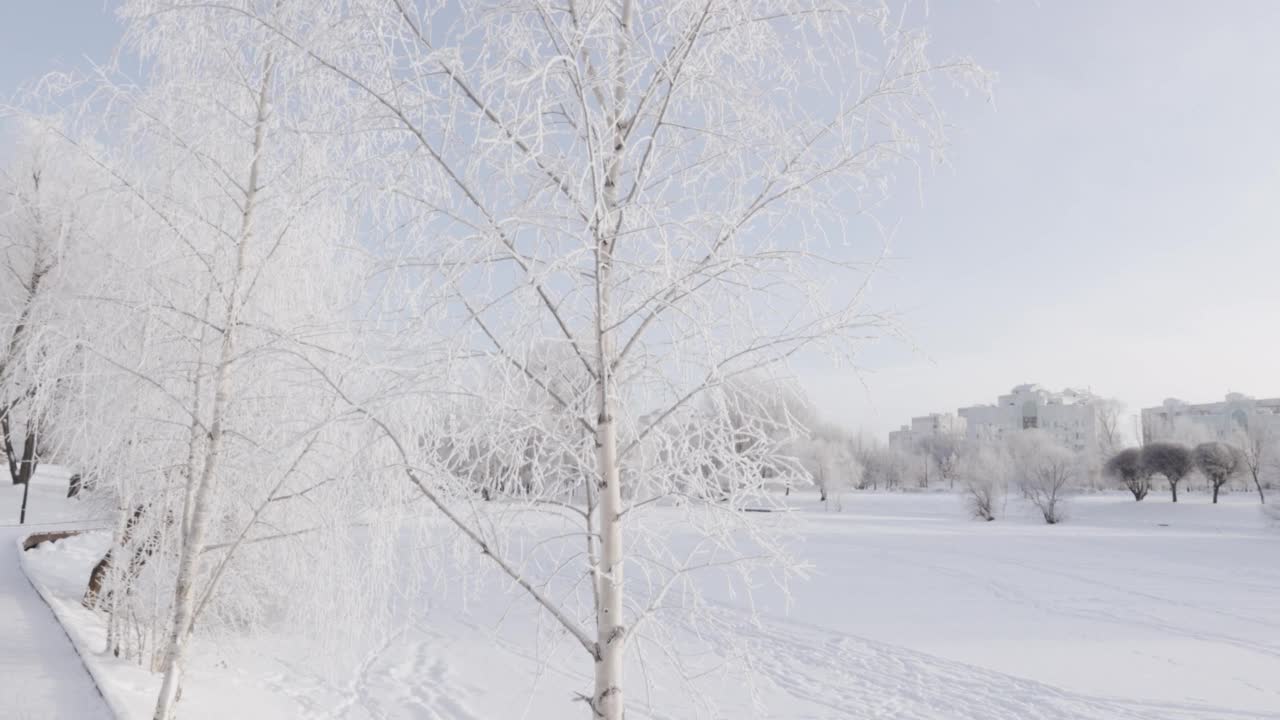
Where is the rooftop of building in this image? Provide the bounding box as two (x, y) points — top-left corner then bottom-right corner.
(1147, 393), (1280, 412)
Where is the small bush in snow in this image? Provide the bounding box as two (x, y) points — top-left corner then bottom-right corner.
(1010, 431), (1075, 524)
(958, 445), (1008, 521)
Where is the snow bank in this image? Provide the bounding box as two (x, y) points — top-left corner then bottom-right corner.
(17, 532), (139, 717)
(21, 532), (301, 719)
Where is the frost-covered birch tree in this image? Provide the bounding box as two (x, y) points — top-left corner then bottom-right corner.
(21, 3), (391, 715)
(0, 120), (112, 523)
(181, 1), (983, 716)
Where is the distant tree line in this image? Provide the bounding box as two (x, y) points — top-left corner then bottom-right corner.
(1104, 433), (1270, 505)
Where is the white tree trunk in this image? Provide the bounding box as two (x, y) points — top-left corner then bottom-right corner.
(179, 295), (213, 544)
(591, 3), (633, 716)
(152, 59), (273, 720)
(592, 403), (624, 719)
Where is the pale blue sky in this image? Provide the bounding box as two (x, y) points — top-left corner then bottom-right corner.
(808, 0), (1280, 438)
(4, 1), (1278, 439)
(0, 3), (118, 97)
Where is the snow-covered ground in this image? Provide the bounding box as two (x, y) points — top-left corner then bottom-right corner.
(20, 487), (1280, 719)
(0, 470), (111, 719)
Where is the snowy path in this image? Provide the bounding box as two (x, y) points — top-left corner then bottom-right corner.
(0, 526), (111, 720)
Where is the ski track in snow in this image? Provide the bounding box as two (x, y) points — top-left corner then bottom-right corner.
(260, 499), (1280, 720)
(263, 626), (485, 720)
(690, 609), (1275, 720)
(361, 632), (481, 720)
(293, 604), (1276, 720)
(887, 544), (1280, 666)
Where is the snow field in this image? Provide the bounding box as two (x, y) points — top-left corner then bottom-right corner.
(20, 489), (1280, 719)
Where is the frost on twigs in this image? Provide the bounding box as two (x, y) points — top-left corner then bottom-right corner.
(6, 0), (984, 716)
(286, 0), (984, 715)
(1009, 431), (1077, 525)
(958, 444), (1009, 522)
(10, 2), (418, 711)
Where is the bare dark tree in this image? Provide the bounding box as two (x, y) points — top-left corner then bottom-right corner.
(1104, 447), (1150, 501)
(1141, 442), (1193, 503)
(1193, 442), (1244, 504)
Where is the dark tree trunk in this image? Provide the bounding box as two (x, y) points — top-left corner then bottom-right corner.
(18, 478), (31, 524)
(1128, 477), (1147, 501)
(84, 551), (113, 607)
(84, 505), (148, 608)
(2, 415), (20, 485)
(3, 411), (40, 524)
(1212, 482), (1220, 504)
(1252, 471), (1265, 504)
(1171, 481), (1178, 503)
(13, 432), (37, 524)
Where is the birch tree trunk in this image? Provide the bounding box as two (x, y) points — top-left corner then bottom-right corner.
(179, 295), (212, 546)
(590, 4), (633, 716)
(190, 2), (982, 716)
(152, 59), (273, 720)
(592, 384), (624, 719)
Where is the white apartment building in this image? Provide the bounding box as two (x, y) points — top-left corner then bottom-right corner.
(1141, 393), (1280, 444)
(957, 384), (1100, 456)
(888, 413), (966, 453)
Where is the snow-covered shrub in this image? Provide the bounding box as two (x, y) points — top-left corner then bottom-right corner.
(958, 444), (1009, 521)
(1009, 431), (1076, 524)
(795, 431), (862, 511)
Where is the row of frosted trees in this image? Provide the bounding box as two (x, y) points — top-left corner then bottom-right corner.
(0, 1), (980, 718)
(1105, 437), (1271, 505)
